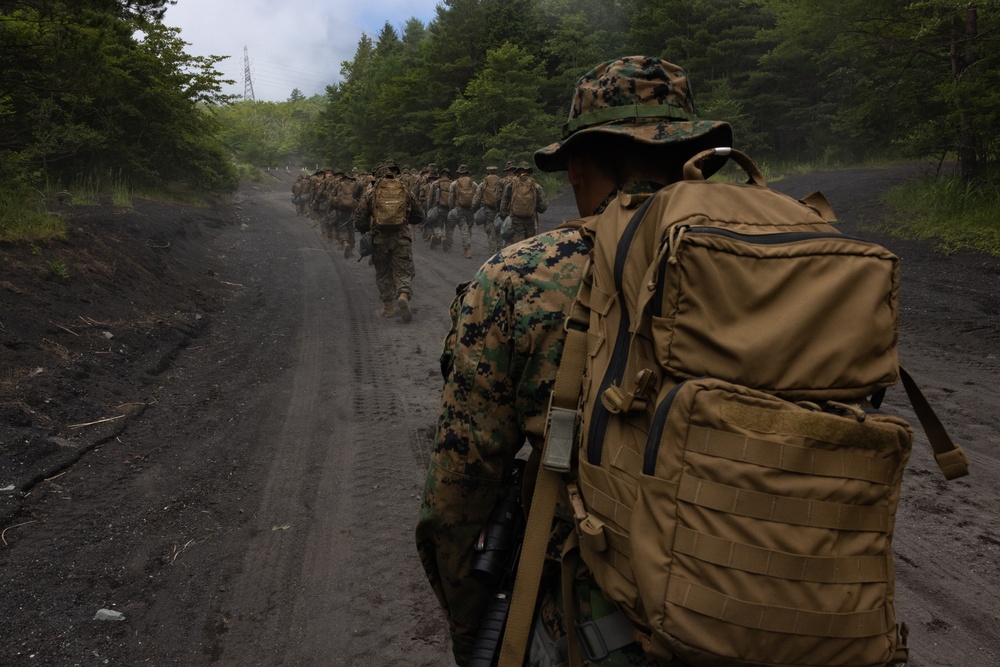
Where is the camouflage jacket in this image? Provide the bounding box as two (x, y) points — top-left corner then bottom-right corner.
(415, 225), (590, 665)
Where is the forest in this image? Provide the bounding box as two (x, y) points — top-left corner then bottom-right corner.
(2, 0), (999, 209)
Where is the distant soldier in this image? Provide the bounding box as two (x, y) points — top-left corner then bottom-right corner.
(328, 169), (357, 258)
(291, 174), (310, 216)
(419, 164), (438, 242)
(499, 162), (547, 245)
(354, 159), (423, 322)
(447, 164), (477, 259)
(428, 166), (453, 251)
(473, 165), (504, 255)
(309, 168), (334, 227)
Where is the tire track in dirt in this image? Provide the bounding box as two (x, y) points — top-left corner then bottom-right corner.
(215, 192), (454, 666)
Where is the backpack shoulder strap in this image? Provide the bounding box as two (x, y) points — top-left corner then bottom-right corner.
(499, 273), (591, 667)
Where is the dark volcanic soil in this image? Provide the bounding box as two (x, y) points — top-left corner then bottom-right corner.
(0, 164), (998, 666)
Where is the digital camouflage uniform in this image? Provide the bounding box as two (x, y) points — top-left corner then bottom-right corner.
(448, 167), (477, 258)
(292, 175), (310, 216)
(429, 170), (453, 250)
(418, 55), (733, 667)
(330, 174), (357, 258)
(499, 168), (548, 246)
(353, 171), (423, 319)
(473, 167), (504, 255)
(416, 223), (663, 666)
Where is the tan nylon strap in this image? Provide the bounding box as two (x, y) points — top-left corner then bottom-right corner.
(561, 531), (584, 667)
(686, 425), (896, 485)
(498, 324), (589, 667)
(666, 577), (891, 638)
(899, 366), (970, 480)
(673, 526), (888, 583)
(677, 476), (888, 532)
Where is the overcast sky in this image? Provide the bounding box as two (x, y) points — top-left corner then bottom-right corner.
(163, 0), (442, 102)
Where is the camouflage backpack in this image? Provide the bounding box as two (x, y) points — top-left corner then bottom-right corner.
(503, 148), (969, 667)
(455, 175), (476, 208)
(481, 173), (502, 208)
(372, 177), (409, 228)
(510, 178), (536, 217)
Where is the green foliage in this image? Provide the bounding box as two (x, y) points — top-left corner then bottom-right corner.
(48, 260), (70, 280)
(0, 188), (65, 242)
(880, 174), (1000, 256)
(0, 2), (237, 198)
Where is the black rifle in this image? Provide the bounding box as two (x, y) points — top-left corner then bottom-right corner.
(466, 459), (527, 667)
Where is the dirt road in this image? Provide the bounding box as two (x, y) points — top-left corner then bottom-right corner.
(1, 166), (998, 666)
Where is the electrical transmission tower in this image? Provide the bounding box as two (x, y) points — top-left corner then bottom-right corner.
(243, 46), (256, 101)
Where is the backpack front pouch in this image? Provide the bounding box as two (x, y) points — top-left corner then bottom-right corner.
(631, 378), (913, 667)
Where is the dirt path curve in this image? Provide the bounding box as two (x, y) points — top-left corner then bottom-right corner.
(1, 166), (998, 667)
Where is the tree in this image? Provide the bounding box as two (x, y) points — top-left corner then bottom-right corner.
(447, 43), (556, 168)
(0, 1), (236, 192)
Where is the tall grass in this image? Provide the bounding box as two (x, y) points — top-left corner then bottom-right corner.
(0, 189), (65, 242)
(61, 169), (133, 208)
(880, 175), (1000, 256)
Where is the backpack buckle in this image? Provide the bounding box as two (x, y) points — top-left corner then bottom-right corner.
(543, 397), (577, 473)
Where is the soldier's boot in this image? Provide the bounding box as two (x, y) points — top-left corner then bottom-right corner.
(464, 247), (472, 259)
(443, 241), (452, 253)
(344, 244), (353, 259)
(396, 294), (412, 324)
(381, 300), (395, 318)
(429, 236), (440, 250)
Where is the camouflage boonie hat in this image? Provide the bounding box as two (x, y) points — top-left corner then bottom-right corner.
(534, 56), (732, 173)
(457, 164), (470, 174)
(503, 160), (516, 171)
(515, 162), (532, 173)
(383, 158), (400, 172)
(485, 165), (498, 173)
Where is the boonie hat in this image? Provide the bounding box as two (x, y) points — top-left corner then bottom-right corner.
(515, 162), (532, 173)
(503, 160), (516, 171)
(534, 56), (732, 173)
(457, 164), (470, 174)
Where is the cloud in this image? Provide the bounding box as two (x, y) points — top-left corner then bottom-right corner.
(164, 0), (440, 102)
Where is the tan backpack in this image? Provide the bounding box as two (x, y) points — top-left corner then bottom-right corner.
(455, 175), (476, 208)
(436, 177), (453, 208)
(372, 177), (409, 228)
(481, 173), (502, 208)
(510, 178), (536, 217)
(335, 180), (355, 210)
(502, 148), (969, 667)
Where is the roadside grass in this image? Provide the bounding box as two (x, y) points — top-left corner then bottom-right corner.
(877, 175), (1000, 257)
(0, 166), (239, 242)
(0, 189), (66, 242)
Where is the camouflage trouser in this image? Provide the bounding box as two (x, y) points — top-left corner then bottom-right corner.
(481, 206), (503, 255)
(447, 206), (473, 251)
(332, 208), (355, 249)
(431, 206), (448, 247)
(372, 227), (414, 302)
(529, 569), (668, 667)
(310, 200), (328, 222)
(507, 214), (537, 246)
